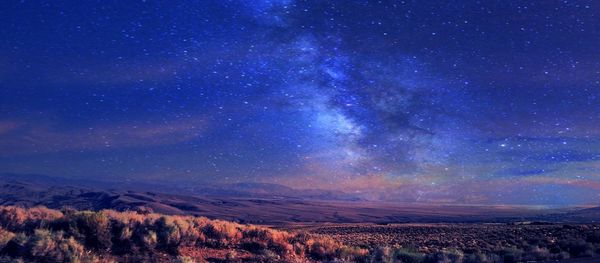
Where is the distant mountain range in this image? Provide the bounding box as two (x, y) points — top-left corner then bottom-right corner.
(0, 173), (598, 224)
(0, 173), (361, 201)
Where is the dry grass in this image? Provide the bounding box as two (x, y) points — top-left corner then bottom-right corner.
(1, 206), (599, 262)
(0, 206), (362, 262)
(290, 223), (600, 262)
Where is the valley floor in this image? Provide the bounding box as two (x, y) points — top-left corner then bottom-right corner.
(281, 223), (600, 262)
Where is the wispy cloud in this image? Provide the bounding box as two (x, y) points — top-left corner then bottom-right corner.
(0, 117), (208, 155)
(0, 121), (21, 135)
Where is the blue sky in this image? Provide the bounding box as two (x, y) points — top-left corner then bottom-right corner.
(1, 1), (599, 205)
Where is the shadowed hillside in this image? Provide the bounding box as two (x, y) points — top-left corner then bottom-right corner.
(0, 173), (360, 201)
(2, 174), (589, 224)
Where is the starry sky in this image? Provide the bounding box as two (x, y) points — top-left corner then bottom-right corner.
(1, 1), (599, 205)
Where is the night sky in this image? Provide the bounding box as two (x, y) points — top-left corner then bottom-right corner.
(1, 1), (599, 205)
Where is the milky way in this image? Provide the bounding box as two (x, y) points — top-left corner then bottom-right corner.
(1, 1), (599, 205)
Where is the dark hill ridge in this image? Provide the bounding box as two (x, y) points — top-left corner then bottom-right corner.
(0, 173), (360, 201)
(0, 173), (598, 224)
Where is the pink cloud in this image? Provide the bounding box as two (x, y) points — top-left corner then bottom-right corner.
(0, 121), (21, 135)
(45, 60), (183, 87)
(0, 117), (208, 155)
(272, 168), (600, 204)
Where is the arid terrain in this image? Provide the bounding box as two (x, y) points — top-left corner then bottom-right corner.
(1, 174), (600, 262)
(0, 206), (599, 262)
(2, 173), (597, 225)
(283, 223), (600, 262)
(0, 206), (369, 262)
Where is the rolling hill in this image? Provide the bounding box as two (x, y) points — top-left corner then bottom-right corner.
(1, 173), (596, 224)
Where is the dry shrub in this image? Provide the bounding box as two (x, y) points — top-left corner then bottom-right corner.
(0, 228), (15, 250)
(155, 215), (208, 250)
(267, 229), (294, 257)
(526, 246), (550, 261)
(202, 220), (242, 247)
(240, 226), (297, 259)
(26, 229), (99, 262)
(392, 249), (426, 263)
(338, 246), (369, 262)
(174, 255), (196, 263)
(241, 228), (270, 253)
(142, 230), (158, 249)
(307, 236), (342, 261)
(464, 252), (500, 263)
(72, 211), (112, 250)
(156, 216), (181, 252)
(0, 206), (64, 232)
(25, 207), (63, 223)
(176, 217), (206, 246)
(0, 207), (26, 231)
